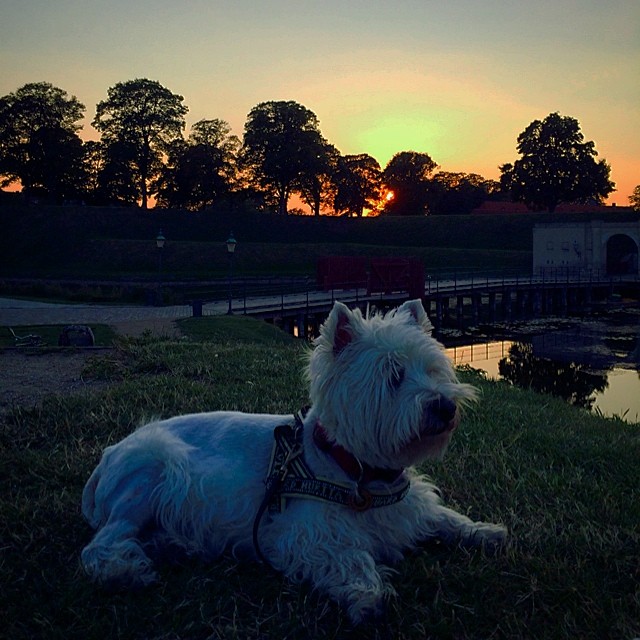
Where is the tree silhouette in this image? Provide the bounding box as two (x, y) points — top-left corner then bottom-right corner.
(500, 112), (615, 212)
(156, 119), (240, 211)
(241, 101), (327, 215)
(629, 185), (640, 211)
(97, 140), (140, 206)
(27, 125), (87, 202)
(82, 141), (104, 203)
(0, 82), (85, 202)
(382, 151), (438, 216)
(92, 79), (188, 209)
(296, 141), (339, 217)
(332, 153), (383, 217)
(428, 172), (500, 215)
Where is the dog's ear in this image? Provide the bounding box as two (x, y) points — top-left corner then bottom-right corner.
(326, 301), (355, 356)
(398, 299), (434, 335)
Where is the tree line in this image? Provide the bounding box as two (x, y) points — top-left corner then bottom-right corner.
(0, 79), (619, 214)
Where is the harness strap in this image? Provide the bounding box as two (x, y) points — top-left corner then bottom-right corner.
(252, 409), (306, 566)
(272, 472), (410, 510)
(252, 409), (411, 566)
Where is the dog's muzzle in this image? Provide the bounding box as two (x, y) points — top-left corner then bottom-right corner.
(423, 395), (458, 436)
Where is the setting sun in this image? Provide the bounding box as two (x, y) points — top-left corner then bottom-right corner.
(363, 190), (396, 217)
(0, 1), (637, 206)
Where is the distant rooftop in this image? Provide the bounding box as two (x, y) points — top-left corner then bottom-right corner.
(471, 201), (633, 214)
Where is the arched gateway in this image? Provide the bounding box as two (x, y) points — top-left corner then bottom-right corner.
(606, 234), (639, 275)
(533, 220), (640, 276)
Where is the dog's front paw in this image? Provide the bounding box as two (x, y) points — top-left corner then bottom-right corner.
(463, 521), (508, 552)
(82, 539), (158, 589)
(343, 583), (395, 625)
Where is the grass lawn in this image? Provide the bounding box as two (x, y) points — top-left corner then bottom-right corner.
(1, 317), (638, 639)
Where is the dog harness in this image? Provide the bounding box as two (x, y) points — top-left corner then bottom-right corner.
(252, 409), (411, 564)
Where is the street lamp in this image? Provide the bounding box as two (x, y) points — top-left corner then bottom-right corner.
(226, 232), (237, 315)
(156, 230), (165, 306)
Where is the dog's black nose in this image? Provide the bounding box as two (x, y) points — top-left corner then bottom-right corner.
(436, 396), (457, 423)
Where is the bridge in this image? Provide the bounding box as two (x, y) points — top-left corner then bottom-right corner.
(203, 269), (640, 337)
(1, 270), (636, 337)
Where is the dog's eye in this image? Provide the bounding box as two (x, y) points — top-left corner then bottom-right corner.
(390, 367), (405, 390)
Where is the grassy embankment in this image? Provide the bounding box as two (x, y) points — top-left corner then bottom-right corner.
(3, 202), (637, 301)
(1, 202), (574, 282)
(1, 316), (638, 639)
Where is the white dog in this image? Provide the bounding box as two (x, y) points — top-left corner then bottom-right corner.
(81, 300), (506, 623)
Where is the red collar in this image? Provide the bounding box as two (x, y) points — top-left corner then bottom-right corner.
(312, 423), (404, 485)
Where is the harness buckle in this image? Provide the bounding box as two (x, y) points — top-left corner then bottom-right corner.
(278, 444), (302, 480)
(348, 487), (373, 512)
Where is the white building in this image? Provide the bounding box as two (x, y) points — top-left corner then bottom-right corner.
(533, 220), (640, 276)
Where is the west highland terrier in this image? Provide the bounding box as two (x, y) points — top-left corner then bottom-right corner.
(81, 299), (506, 623)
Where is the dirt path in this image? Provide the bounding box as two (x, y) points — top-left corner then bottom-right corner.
(0, 350), (112, 411)
(0, 319), (181, 411)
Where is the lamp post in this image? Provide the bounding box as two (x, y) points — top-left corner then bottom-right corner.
(156, 230), (165, 306)
(226, 232), (237, 315)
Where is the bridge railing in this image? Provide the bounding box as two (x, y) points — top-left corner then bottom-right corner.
(185, 267), (638, 316)
(424, 267), (638, 295)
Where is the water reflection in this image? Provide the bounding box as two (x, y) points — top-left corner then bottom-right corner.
(444, 312), (640, 424)
(447, 341), (512, 379)
(498, 342), (608, 410)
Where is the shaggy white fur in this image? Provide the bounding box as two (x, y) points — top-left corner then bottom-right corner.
(81, 299), (507, 623)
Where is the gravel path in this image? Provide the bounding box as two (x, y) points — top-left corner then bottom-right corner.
(0, 308), (183, 411)
(0, 350), (113, 411)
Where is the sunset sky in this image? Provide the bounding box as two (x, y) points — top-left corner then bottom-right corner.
(1, 0), (638, 204)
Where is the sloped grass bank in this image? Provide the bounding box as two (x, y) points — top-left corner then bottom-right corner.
(0, 202), (564, 279)
(1, 317), (638, 639)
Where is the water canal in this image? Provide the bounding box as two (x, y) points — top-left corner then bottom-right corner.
(440, 306), (640, 424)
